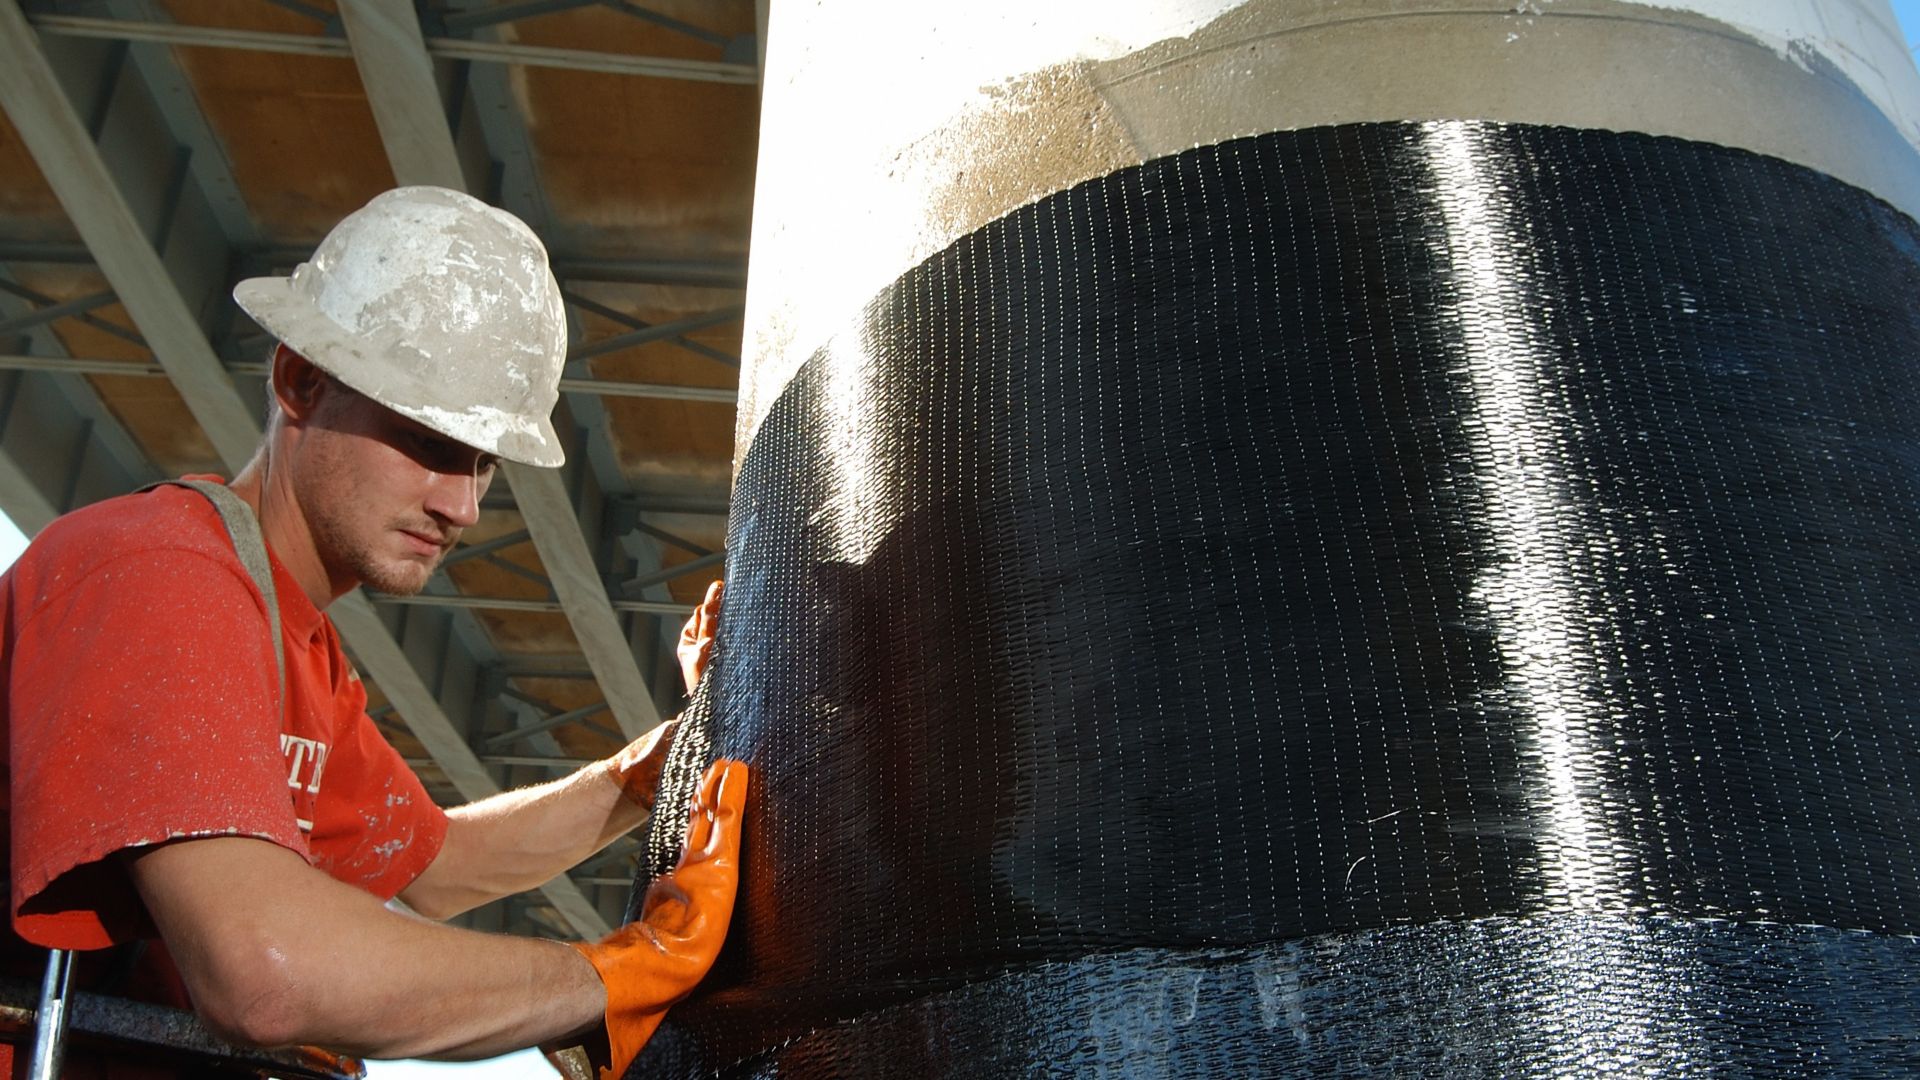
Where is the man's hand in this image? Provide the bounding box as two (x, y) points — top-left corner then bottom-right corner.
(609, 719), (676, 810)
(677, 579), (722, 695)
(573, 758), (747, 1080)
(606, 577), (718, 812)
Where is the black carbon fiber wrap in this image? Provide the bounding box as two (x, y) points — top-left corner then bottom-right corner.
(632, 121), (1920, 1075)
(662, 917), (1920, 1077)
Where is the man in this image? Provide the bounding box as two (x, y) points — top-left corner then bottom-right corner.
(0, 186), (743, 1077)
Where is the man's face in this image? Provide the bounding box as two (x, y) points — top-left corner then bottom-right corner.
(293, 380), (498, 596)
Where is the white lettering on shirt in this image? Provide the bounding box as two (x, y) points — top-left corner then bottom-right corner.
(280, 733), (331, 834)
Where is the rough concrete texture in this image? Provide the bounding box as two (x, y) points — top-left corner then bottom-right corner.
(738, 0), (1920, 460)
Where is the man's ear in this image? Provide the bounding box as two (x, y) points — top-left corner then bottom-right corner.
(271, 343), (329, 422)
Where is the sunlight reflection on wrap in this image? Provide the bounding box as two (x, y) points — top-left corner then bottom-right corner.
(631, 121), (1920, 1077)
(1427, 121), (1687, 1070)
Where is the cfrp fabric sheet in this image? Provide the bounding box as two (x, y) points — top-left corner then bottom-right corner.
(632, 121), (1920, 1075)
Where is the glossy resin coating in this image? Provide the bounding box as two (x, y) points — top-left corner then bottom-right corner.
(636, 122), (1920, 1075)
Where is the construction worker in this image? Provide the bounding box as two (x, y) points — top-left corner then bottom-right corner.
(0, 186), (744, 1078)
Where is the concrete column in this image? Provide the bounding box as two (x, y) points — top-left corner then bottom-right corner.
(740, 0), (1920, 452)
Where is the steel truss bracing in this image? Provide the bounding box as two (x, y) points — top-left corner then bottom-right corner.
(27, 12), (760, 82)
(0, 0), (750, 940)
(0, 353), (739, 403)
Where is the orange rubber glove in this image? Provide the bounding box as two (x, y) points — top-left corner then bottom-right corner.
(572, 758), (748, 1080)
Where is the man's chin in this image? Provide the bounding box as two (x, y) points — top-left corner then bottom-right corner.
(358, 559), (436, 597)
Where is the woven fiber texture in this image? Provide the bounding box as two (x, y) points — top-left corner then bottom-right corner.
(633, 121), (1920, 1075)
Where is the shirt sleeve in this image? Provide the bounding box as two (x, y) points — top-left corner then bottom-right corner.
(10, 548), (306, 950)
(304, 644), (448, 899)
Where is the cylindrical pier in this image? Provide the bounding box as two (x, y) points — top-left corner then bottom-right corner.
(633, 3), (1920, 1074)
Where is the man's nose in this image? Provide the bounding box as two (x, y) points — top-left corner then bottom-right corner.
(424, 466), (483, 527)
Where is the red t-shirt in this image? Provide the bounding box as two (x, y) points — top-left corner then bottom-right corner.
(0, 479), (449, 1070)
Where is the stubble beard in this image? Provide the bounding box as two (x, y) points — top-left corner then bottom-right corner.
(309, 499), (444, 596)
(297, 436), (448, 596)
(296, 398), (453, 597)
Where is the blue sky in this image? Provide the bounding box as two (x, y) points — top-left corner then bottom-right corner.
(1897, 1), (1920, 52)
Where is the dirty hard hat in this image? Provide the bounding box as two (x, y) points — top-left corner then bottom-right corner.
(232, 186), (568, 467)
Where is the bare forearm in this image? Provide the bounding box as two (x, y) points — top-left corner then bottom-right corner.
(281, 907), (601, 1059)
(403, 757), (647, 918)
(131, 837), (606, 1060)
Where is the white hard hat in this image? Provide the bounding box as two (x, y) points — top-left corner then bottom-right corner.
(233, 186), (568, 467)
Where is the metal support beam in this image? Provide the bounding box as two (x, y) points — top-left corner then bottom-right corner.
(106, 0), (263, 247)
(604, 2), (729, 49)
(560, 288), (745, 370)
(622, 492), (730, 516)
(259, 0), (334, 24)
(0, 1), (259, 468)
(664, 336), (740, 367)
(756, 0), (769, 74)
(0, 373), (59, 535)
(482, 699), (611, 751)
(556, 376), (734, 403)
(408, 754), (596, 770)
(574, 839), (642, 877)
(486, 755), (594, 768)
(0, 355), (169, 377)
(0, 354), (734, 402)
(0, 286), (158, 525)
(368, 591), (692, 617)
(490, 692), (623, 749)
(340, 0), (668, 742)
(232, 248), (747, 290)
(59, 419), (94, 513)
(0, 281), (145, 347)
(507, 464), (666, 737)
(492, 660), (598, 678)
(568, 305), (744, 363)
(442, 0), (600, 33)
(0, 244), (97, 266)
(0, 290), (117, 337)
(234, 357), (736, 402)
(551, 256), (746, 289)
(338, 0), (467, 191)
(630, 519), (712, 557)
(479, 550), (553, 592)
(623, 548), (724, 593)
(29, 14), (759, 83)
(441, 528), (533, 568)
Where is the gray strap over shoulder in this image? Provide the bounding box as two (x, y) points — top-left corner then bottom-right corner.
(139, 480), (285, 716)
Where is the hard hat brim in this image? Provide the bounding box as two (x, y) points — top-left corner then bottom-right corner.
(235, 275), (566, 468)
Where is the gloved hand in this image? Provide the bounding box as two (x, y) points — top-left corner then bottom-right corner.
(572, 758), (748, 1079)
(677, 579), (723, 694)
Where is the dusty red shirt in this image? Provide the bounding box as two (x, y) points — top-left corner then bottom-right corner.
(0, 479), (448, 1070)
